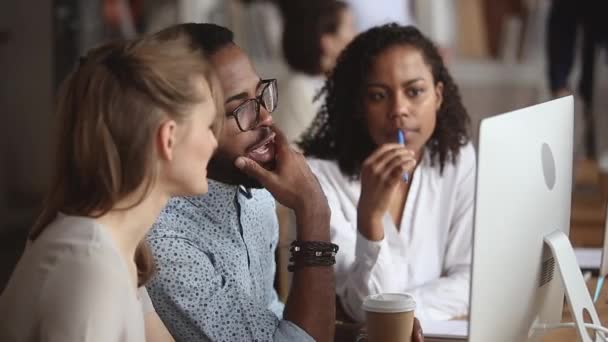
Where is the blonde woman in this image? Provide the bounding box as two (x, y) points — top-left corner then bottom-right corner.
(0, 29), (222, 342)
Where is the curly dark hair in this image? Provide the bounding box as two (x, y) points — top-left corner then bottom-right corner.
(299, 24), (470, 178)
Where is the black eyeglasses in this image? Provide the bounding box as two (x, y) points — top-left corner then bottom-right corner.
(229, 79), (278, 132)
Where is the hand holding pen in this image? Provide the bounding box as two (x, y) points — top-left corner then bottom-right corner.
(356, 133), (417, 241)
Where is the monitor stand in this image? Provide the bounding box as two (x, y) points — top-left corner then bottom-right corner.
(543, 230), (603, 342)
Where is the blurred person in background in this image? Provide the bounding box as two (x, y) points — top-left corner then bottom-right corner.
(345, 0), (455, 61)
(301, 24), (474, 323)
(0, 30), (222, 342)
(546, 0), (608, 160)
(274, 0), (356, 143)
(345, 0), (413, 33)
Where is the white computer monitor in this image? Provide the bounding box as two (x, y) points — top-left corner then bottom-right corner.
(468, 96), (575, 341)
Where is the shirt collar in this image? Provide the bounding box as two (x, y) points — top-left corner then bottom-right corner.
(182, 179), (255, 209)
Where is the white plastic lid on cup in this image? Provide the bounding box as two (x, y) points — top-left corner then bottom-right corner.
(362, 293), (416, 313)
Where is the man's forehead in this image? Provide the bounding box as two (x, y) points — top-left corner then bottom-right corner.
(209, 45), (260, 96)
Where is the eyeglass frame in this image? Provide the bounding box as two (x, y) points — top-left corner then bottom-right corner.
(228, 78), (278, 132)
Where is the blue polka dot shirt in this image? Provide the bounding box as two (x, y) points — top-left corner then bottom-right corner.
(147, 180), (313, 342)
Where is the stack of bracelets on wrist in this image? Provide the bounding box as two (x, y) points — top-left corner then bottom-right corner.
(288, 240), (339, 272)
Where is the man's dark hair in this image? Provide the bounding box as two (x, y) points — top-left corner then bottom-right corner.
(280, 0), (348, 75)
(159, 23), (235, 55)
(299, 24), (471, 178)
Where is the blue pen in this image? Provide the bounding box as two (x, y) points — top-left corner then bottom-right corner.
(593, 275), (605, 303)
(397, 129), (409, 183)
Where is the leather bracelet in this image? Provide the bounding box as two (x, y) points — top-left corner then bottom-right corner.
(289, 254), (336, 263)
(288, 240), (339, 272)
(290, 250), (337, 258)
(289, 240), (339, 253)
(288, 257), (336, 271)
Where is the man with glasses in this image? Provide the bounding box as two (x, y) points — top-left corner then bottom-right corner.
(145, 23), (335, 342)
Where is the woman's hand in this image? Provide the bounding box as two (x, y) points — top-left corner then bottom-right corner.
(357, 144), (416, 241)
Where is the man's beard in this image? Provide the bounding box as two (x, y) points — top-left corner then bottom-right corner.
(207, 154), (264, 189)
(207, 128), (276, 189)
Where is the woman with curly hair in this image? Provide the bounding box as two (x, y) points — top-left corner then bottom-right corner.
(300, 24), (474, 322)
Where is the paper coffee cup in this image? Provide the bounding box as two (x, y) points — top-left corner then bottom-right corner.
(363, 293), (416, 342)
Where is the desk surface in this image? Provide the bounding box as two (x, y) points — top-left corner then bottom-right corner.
(426, 277), (608, 342)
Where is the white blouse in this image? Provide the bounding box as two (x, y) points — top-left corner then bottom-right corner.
(0, 214), (149, 342)
(307, 143), (475, 322)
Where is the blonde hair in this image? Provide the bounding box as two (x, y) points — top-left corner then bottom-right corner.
(30, 31), (223, 286)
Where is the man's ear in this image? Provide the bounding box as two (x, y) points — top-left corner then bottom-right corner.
(157, 119), (178, 161)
